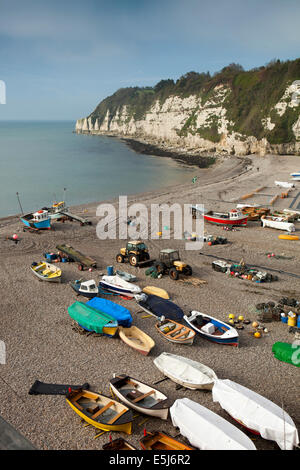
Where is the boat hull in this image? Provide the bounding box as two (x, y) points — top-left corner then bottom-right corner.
(204, 214), (247, 226)
(21, 217), (51, 230)
(99, 281), (137, 297)
(70, 283), (99, 298)
(110, 385), (168, 420)
(184, 312), (239, 347)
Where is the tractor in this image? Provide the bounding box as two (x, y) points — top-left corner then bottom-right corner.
(154, 249), (192, 280)
(116, 241), (150, 267)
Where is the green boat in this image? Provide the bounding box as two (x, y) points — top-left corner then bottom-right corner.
(272, 342), (300, 367)
(68, 301), (118, 336)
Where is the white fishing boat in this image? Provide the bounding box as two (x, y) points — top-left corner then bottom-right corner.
(184, 311), (239, 347)
(153, 353), (217, 390)
(261, 215), (295, 232)
(99, 275), (141, 297)
(170, 398), (256, 450)
(212, 379), (299, 450)
(274, 181), (295, 189)
(110, 374), (170, 420)
(290, 172), (300, 181)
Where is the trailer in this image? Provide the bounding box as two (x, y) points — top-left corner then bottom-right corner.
(56, 244), (97, 271)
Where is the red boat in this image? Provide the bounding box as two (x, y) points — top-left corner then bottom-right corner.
(203, 209), (247, 226)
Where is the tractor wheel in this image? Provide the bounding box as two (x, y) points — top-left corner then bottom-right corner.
(169, 268), (179, 280)
(116, 254), (124, 263)
(129, 254), (139, 266)
(185, 265), (193, 276)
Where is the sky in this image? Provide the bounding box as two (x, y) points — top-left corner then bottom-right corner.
(0, 0), (299, 120)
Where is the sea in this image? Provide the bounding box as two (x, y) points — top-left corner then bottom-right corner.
(0, 121), (196, 218)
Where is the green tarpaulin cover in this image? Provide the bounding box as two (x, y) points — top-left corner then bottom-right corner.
(68, 301), (118, 334)
(272, 342), (300, 367)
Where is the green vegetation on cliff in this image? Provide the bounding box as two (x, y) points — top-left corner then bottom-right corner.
(89, 58), (300, 145)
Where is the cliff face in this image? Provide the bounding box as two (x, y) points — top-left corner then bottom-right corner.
(75, 60), (300, 156)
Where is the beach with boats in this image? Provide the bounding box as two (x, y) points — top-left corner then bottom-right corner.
(0, 150), (299, 450)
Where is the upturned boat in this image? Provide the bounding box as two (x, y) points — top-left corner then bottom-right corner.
(212, 379), (299, 450)
(110, 374), (170, 420)
(155, 319), (195, 345)
(203, 209), (247, 226)
(66, 388), (133, 434)
(135, 293), (184, 321)
(86, 297), (132, 327)
(170, 398), (256, 450)
(99, 275), (141, 297)
(261, 215), (295, 232)
(20, 209), (51, 230)
(68, 301), (118, 336)
(184, 311), (239, 347)
(30, 262), (62, 282)
(140, 431), (194, 450)
(118, 326), (155, 355)
(154, 353), (217, 390)
(142, 286), (169, 299)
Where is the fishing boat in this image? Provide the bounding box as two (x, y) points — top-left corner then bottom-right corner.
(170, 398), (256, 450)
(154, 353), (217, 390)
(142, 286), (169, 299)
(118, 326), (155, 355)
(70, 279), (100, 298)
(203, 209), (247, 226)
(48, 201), (68, 219)
(290, 172), (300, 180)
(135, 294), (184, 321)
(140, 431), (194, 450)
(66, 388), (133, 434)
(155, 319), (195, 345)
(115, 270), (137, 282)
(212, 379), (299, 450)
(184, 311), (239, 347)
(102, 438), (137, 450)
(68, 301), (118, 336)
(86, 297), (132, 327)
(110, 374), (170, 420)
(99, 275), (141, 297)
(30, 262), (62, 282)
(261, 215), (295, 232)
(20, 209), (51, 230)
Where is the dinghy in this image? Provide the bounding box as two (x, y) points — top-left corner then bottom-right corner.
(155, 319), (195, 345)
(68, 301), (118, 336)
(184, 311), (239, 347)
(70, 279), (100, 298)
(170, 398), (256, 450)
(99, 275), (141, 297)
(30, 262), (62, 283)
(86, 297), (132, 327)
(154, 353), (217, 390)
(118, 326), (155, 355)
(140, 431), (194, 450)
(142, 286), (169, 299)
(66, 388), (133, 434)
(136, 294), (184, 321)
(212, 379), (299, 450)
(110, 374), (170, 420)
(102, 438), (137, 450)
(115, 270), (137, 282)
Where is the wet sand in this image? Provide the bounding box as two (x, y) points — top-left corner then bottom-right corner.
(0, 153), (299, 450)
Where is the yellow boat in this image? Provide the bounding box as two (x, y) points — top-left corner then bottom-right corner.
(142, 286), (169, 299)
(30, 261), (62, 282)
(278, 234), (299, 240)
(66, 388), (133, 434)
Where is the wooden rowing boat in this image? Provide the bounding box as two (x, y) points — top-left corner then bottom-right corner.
(110, 374), (170, 420)
(118, 326), (155, 355)
(140, 431), (194, 450)
(30, 262), (62, 282)
(102, 438), (137, 450)
(155, 319), (195, 345)
(154, 352), (217, 390)
(142, 286), (169, 299)
(66, 388), (133, 434)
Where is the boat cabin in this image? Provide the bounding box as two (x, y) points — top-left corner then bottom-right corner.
(78, 280), (98, 294)
(52, 201), (67, 213)
(229, 209), (244, 219)
(32, 210), (49, 222)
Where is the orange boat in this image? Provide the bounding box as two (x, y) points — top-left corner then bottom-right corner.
(140, 431), (194, 450)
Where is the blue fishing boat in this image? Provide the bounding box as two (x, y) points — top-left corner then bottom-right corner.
(184, 311), (239, 347)
(20, 209), (51, 230)
(86, 297), (132, 327)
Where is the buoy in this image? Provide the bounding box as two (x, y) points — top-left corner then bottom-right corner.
(228, 314), (235, 319)
(252, 321), (259, 328)
(89, 268), (93, 272)
(12, 234), (18, 240)
(254, 331), (261, 338)
(208, 241), (212, 246)
(229, 319), (234, 324)
(238, 315), (244, 321)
